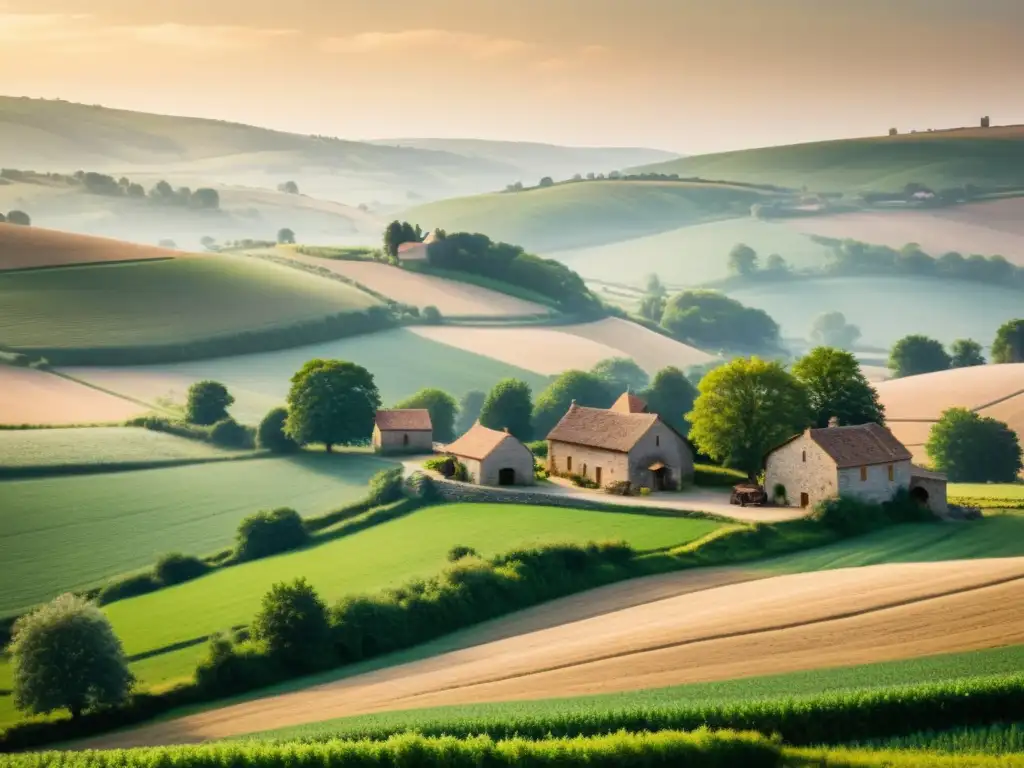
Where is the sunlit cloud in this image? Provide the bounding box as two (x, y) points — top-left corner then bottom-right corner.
(322, 29), (532, 59)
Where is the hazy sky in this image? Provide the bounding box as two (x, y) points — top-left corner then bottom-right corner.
(3, 0), (1023, 153)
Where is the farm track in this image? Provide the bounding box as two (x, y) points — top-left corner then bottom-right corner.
(83, 557), (1024, 748)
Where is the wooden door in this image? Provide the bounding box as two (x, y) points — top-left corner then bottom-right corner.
(800, 492), (809, 508)
(595, 467), (602, 486)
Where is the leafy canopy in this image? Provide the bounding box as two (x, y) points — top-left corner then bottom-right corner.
(456, 390), (486, 436)
(285, 358), (381, 451)
(888, 334), (952, 378)
(925, 407), (1022, 482)
(394, 388), (459, 442)
(661, 290), (779, 351)
(809, 311), (861, 351)
(950, 338), (986, 368)
(257, 407), (299, 453)
(590, 357), (649, 396)
(791, 347), (885, 428)
(185, 380), (234, 426)
(253, 578), (332, 672)
(992, 319), (1024, 364)
(532, 370), (614, 437)
(642, 366), (698, 436)
(479, 378), (534, 441)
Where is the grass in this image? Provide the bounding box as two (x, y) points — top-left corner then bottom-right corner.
(0, 255), (379, 350)
(853, 722), (1024, 755)
(403, 180), (775, 252)
(726, 275), (1023, 348)
(0, 426), (241, 468)
(66, 328), (552, 423)
(0, 454), (395, 614)
(631, 129), (1024, 192)
(950, 484), (1024, 501)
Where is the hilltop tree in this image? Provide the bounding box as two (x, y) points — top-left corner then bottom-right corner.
(479, 379), (533, 441)
(191, 188), (220, 210)
(11, 594), (133, 719)
(926, 408), (1022, 482)
(950, 339), (986, 368)
(7, 210), (30, 226)
(992, 319), (1024, 364)
(727, 243), (758, 276)
(792, 347), (885, 428)
(285, 359), (381, 452)
(888, 335), (952, 378)
(185, 380), (234, 425)
(393, 388), (459, 442)
(590, 357), (649, 395)
(642, 366), (698, 436)
(538, 176), (555, 188)
(809, 311), (861, 351)
(687, 357), (810, 479)
(532, 370), (614, 437)
(383, 220), (421, 259)
(455, 390), (485, 436)
(277, 181), (300, 194)
(277, 227), (296, 245)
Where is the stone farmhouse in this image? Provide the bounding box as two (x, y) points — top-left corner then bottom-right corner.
(372, 409), (433, 454)
(546, 393), (695, 491)
(764, 420), (947, 514)
(396, 229), (439, 262)
(442, 422), (535, 486)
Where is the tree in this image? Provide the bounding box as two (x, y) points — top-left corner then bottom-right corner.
(127, 182), (145, 198)
(456, 390), (485, 436)
(950, 338), (986, 368)
(191, 188), (220, 210)
(382, 220), (421, 259)
(7, 210), (30, 226)
(765, 254), (788, 273)
(590, 357), (649, 395)
(645, 273), (666, 298)
(642, 366), (698, 435)
(149, 180), (174, 201)
(394, 388), (459, 442)
(479, 379), (534, 441)
(809, 311), (861, 350)
(11, 594), (133, 719)
(257, 407), (298, 453)
(727, 243), (758, 276)
(185, 380), (234, 425)
(277, 227), (296, 245)
(285, 359), (380, 451)
(992, 319), (1024, 364)
(277, 181), (299, 194)
(236, 508), (307, 561)
(686, 357), (810, 479)
(661, 290), (780, 351)
(888, 335), (952, 378)
(925, 407), (1022, 482)
(532, 371), (614, 437)
(638, 294), (665, 323)
(538, 176), (554, 187)
(0, 212), (5, 222)
(421, 305), (442, 324)
(200, 235), (217, 249)
(792, 347), (885, 428)
(252, 578), (332, 671)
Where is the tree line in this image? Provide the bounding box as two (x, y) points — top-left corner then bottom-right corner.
(0, 210), (31, 226)
(888, 319), (1024, 376)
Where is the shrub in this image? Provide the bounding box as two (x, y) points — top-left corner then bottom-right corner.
(235, 508), (308, 561)
(257, 407), (298, 453)
(421, 305), (442, 323)
(404, 471), (439, 502)
(193, 635), (283, 697)
(447, 545), (478, 562)
(185, 380), (234, 425)
(526, 440), (548, 457)
(209, 417), (255, 449)
(96, 573), (160, 604)
(604, 480), (632, 496)
(639, 487), (651, 496)
(568, 473), (599, 489)
(154, 553), (210, 586)
(811, 495), (888, 536)
(369, 466), (405, 504)
(453, 460), (470, 482)
(252, 578), (333, 672)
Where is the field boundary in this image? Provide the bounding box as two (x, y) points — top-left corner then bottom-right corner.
(0, 452), (268, 480)
(0, 256), (178, 275)
(48, 369), (173, 415)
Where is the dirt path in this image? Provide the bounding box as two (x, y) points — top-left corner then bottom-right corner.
(85, 557), (1024, 748)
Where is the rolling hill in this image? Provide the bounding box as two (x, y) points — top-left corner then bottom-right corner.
(630, 126), (1024, 193)
(0, 223), (181, 271)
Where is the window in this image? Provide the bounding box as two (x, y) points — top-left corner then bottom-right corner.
(403, 433), (409, 446)
(566, 456), (572, 472)
(860, 466), (867, 482)
(888, 464), (894, 482)
(656, 435), (660, 447)
(802, 450), (806, 463)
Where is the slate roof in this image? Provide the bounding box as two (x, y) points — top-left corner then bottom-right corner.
(444, 422), (513, 461)
(611, 392), (648, 414)
(546, 404), (659, 453)
(806, 423), (913, 468)
(374, 409), (432, 431)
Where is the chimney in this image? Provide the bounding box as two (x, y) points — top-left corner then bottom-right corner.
(503, 426), (509, 433)
(828, 416), (840, 428)
(570, 399), (577, 408)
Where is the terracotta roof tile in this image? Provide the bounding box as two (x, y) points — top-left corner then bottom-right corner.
(546, 404), (658, 453)
(611, 392), (648, 414)
(375, 409), (432, 431)
(809, 423), (912, 468)
(444, 422), (513, 461)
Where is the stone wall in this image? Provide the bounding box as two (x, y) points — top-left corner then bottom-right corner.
(765, 432), (838, 508)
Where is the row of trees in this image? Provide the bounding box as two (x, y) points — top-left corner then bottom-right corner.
(888, 319), (1024, 377)
(0, 210), (30, 225)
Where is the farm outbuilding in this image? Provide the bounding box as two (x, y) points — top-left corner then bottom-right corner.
(372, 409), (433, 454)
(441, 422), (535, 486)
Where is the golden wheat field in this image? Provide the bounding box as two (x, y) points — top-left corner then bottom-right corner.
(0, 223), (185, 271)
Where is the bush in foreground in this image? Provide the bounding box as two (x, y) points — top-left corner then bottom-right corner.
(235, 508), (308, 561)
(257, 407), (298, 453)
(252, 578), (333, 672)
(209, 417), (256, 449)
(154, 553), (210, 586)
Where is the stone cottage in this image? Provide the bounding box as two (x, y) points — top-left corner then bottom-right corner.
(546, 399), (694, 491)
(396, 229), (439, 262)
(441, 422), (535, 486)
(372, 409), (433, 454)
(764, 420), (947, 514)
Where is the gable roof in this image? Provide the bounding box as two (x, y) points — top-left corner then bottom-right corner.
(375, 409), (432, 431)
(397, 241), (426, 253)
(611, 392), (648, 414)
(769, 422), (913, 468)
(546, 404), (660, 453)
(444, 422), (518, 461)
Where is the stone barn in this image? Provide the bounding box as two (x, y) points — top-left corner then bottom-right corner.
(442, 422), (535, 486)
(372, 409), (433, 454)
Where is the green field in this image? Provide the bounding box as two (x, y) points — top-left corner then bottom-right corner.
(0, 426), (241, 468)
(0, 454), (394, 613)
(66, 328), (552, 423)
(855, 722), (1024, 755)
(950, 484), (1024, 500)
(631, 129), (1024, 192)
(548, 218), (833, 287)
(727, 276), (1023, 348)
(0, 255), (378, 350)
(403, 181), (775, 253)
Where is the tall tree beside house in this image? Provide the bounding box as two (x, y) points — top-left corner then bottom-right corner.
(888, 334), (952, 378)
(686, 357), (810, 479)
(479, 378), (534, 442)
(642, 366), (698, 436)
(950, 338), (986, 368)
(455, 390), (486, 436)
(383, 220), (422, 259)
(791, 347), (885, 428)
(532, 371), (614, 437)
(925, 407), (1022, 482)
(590, 357), (649, 395)
(285, 359), (381, 452)
(727, 243), (758, 276)
(393, 388), (459, 442)
(992, 319), (1024, 364)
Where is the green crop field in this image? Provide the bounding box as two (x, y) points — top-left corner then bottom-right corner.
(854, 722), (1024, 755)
(0, 426), (242, 468)
(950, 483), (1024, 501)
(548, 218), (833, 287)
(726, 276), (1023, 348)
(0, 255), (379, 350)
(0, 454), (394, 613)
(403, 181), (775, 253)
(631, 128), (1024, 192)
(92, 504), (720, 685)
(66, 328), (552, 423)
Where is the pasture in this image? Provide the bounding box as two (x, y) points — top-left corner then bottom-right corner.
(0, 254), (379, 351)
(0, 367), (146, 426)
(547, 218), (833, 286)
(403, 180), (775, 252)
(0, 224), (181, 271)
(408, 317), (715, 376)
(631, 127), (1024, 192)
(0, 453), (394, 613)
(65, 328), (552, 423)
(726, 276), (1023, 348)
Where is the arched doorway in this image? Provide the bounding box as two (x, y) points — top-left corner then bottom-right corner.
(498, 467), (516, 486)
(910, 486), (930, 506)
